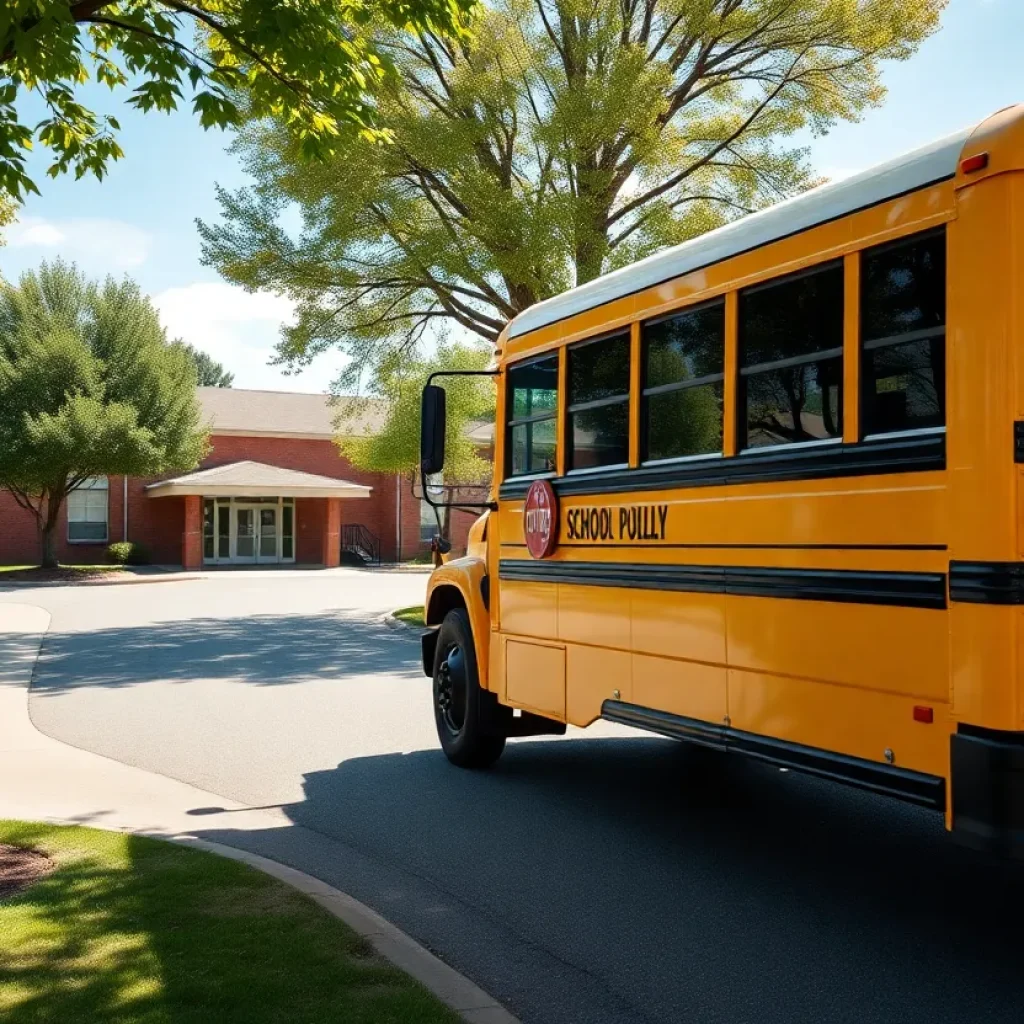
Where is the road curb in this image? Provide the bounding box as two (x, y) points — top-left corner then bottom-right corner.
(156, 834), (521, 1024)
(2, 601), (520, 1024)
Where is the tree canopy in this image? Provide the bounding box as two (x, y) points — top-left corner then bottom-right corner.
(0, 0), (476, 200)
(0, 260), (208, 566)
(175, 339), (234, 386)
(201, 0), (946, 387)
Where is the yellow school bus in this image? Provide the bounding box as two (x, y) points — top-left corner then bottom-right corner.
(419, 104), (1024, 858)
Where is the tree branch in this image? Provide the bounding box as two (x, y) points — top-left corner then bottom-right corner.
(606, 62), (800, 228)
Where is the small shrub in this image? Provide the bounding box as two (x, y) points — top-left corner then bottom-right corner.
(106, 541), (151, 566)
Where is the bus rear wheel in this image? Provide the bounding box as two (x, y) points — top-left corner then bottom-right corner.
(432, 608), (506, 769)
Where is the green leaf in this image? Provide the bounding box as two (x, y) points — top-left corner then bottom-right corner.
(0, 0), (478, 195)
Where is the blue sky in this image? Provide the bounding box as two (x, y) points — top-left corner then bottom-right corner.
(0, 0), (1020, 392)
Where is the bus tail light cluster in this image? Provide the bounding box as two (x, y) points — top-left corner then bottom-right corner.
(960, 152), (989, 174)
(913, 706), (934, 724)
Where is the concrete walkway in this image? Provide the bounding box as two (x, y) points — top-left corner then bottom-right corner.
(0, 602), (516, 1024)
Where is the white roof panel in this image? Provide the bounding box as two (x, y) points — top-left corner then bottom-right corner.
(508, 124), (974, 339)
(146, 460), (372, 498)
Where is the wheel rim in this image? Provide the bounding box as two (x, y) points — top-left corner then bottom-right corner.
(436, 643), (468, 735)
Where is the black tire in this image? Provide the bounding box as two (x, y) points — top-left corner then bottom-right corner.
(432, 608), (506, 768)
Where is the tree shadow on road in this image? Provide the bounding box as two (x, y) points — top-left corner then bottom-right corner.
(196, 736), (1024, 1024)
(30, 612), (421, 695)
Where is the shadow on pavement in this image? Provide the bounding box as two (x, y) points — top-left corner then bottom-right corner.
(30, 611), (421, 694)
(195, 735), (1024, 1024)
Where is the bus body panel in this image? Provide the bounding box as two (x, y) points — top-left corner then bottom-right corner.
(947, 155), (1024, 730)
(427, 105), (1024, 847)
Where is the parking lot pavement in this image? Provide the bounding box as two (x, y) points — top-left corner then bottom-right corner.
(6, 569), (1024, 1024)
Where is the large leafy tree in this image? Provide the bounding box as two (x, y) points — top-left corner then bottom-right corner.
(0, 260), (208, 567)
(0, 0), (476, 199)
(336, 342), (493, 538)
(337, 342), (492, 472)
(175, 340), (234, 386)
(201, 0), (945, 385)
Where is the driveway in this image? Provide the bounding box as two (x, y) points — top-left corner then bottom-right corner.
(4, 570), (1023, 1024)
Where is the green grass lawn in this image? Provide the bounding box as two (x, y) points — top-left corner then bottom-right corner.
(0, 822), (460, 1024)
(392, 605), (425, 626)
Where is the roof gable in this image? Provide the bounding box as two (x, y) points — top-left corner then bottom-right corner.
(146, 460), (373, 498)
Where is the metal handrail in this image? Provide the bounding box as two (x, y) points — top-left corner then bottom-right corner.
(341, 523), (381, 566)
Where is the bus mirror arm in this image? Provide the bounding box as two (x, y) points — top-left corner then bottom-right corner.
(420, 368), (500, 511)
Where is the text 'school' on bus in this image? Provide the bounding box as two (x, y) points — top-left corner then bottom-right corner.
(419, 105), (1024, 859)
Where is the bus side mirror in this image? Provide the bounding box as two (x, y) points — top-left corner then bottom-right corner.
(421, 384), (447, 476)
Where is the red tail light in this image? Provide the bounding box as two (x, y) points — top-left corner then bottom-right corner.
(960, 153), (989, 175)
(913, 706), (934, 724)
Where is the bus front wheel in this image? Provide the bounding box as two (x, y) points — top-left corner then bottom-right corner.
(432, 608), (506, 768)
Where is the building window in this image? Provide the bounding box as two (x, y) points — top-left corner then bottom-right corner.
(420, 473), (443, 542)
(507, 355), (558, 477)
(567, 332), (630, 471)
(739, 263), (844, 450)
(642, 301), (724, 462)
(67, 477), (109, 542)
(861, 228), (946, 436)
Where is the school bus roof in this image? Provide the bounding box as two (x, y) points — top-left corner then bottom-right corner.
(507, 122), (978, 341)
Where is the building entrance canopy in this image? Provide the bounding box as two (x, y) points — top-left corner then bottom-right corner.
(146, 460), (370, 568)
(145, 460), (373, 500)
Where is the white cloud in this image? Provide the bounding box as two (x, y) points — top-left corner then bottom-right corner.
(14, 221), (65, 246)
(7, 216), (152, 270)
(153, 281), (349, 393)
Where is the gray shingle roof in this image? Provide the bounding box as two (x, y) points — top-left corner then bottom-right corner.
(197, 388), (493, 444)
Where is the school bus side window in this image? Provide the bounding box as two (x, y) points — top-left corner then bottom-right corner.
(567, 332), (631, 471)
(860, 228), (946, 436)
(506, 355), (558, 477)
(642, 301), (725, 462)
(739, 263), (844, 450)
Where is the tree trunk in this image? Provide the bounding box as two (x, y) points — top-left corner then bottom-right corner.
(40, 521), (57, 569)
(574, 193), (612, 285)
(39, 486), (65, 569)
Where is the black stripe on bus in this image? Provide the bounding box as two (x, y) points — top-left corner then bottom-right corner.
(554, 542), (947, 551)
(498, 432), (945, 500)
(601, 700), (946, 810)
(498, 560), (948, 609)
(503, 541), (947, 551)
(949, 561), (1024, 604)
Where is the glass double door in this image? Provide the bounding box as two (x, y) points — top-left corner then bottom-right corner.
(234, 504), (279, 563)
(203, 497), (295, 565)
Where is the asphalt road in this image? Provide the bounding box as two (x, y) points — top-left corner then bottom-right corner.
(6, 570), (1024, 1024)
